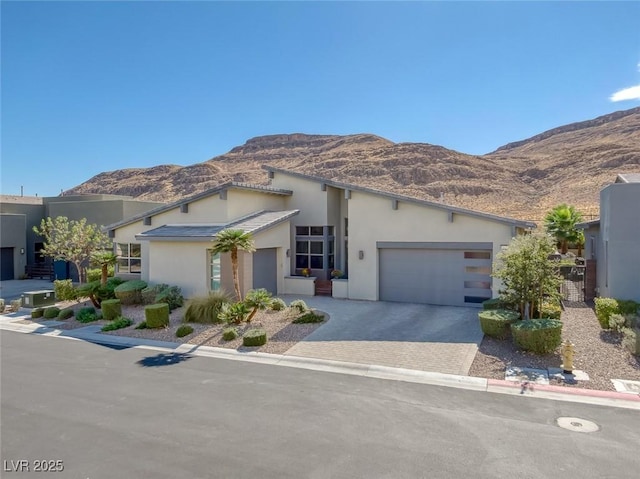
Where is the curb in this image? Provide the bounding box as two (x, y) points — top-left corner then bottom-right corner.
(1, 319), (639, 410)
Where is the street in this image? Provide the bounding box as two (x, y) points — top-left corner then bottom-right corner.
(1, 331), (639, 479)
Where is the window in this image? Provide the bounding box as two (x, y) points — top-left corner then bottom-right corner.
(464, 251), (491, 259)
(116, 243), (141, 274)
(210, 252), (221, 291)
(295, 225), (334, 273)
(465, 266), (491, 274)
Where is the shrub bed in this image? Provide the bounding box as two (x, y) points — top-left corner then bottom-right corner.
(76, 306), (99, 323)
(114, 280), (148, 305)
(101, 316), (133, 332)
(478, 309), (520, 339)
(242, 328), (267, 347)
(292, 311), (325, 324)
(145, 303), (169, 329)
(176, 325), (194, 338)
(54, 279), (78, 301)
(511, 319), (562, 354)
(43, 307), (61, 319)
(101, 299), (122, 321)
(594, 298), (639, 329)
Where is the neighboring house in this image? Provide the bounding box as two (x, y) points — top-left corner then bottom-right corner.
(105, 168), (535, 307)
(577, 173), (640, 302)
(0, 194), (165, 281)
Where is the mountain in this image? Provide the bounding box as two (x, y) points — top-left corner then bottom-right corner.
(64, 107), (640, 222)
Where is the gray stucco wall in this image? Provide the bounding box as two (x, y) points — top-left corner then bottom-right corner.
(0, 214), (27, 278)
(599, 182), (640, 301)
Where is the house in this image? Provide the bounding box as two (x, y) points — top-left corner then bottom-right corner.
(105, 167), (535, 307)
(0, 194), (165, 281)
(577, 173), (640, 302)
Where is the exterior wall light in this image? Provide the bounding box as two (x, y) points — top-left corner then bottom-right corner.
(20, 248), (25, 255)
(358, 250), (364, 260)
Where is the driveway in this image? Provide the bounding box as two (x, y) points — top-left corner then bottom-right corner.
(283, 296), (483, 376)
(0, 279), (54, 302)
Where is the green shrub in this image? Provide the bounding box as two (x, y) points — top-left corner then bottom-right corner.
(155, 286), (184, 311)
(87, 266), (114, 283)
(183, 291), (231, 324)
(222, 327), (239, 341)
(10, 299), (22, 312)
(218, 302), (250, 324)
(145, 303), (169, 328)
(482, 298), (504, 310)
(76, 306), (99, 323)
(54, 279), (78, 301)
(511, 319), (563, 354)
(141, 286), (157, 305)
(114, 280), (148, 305)
(242, 328), (267, 347)
(176, 324), (194, 338)
(31, 308), (44, 319)
(618, 300), (640, 316)
(290, 299), (309, 314)
(270, 297), (287, 311)
(609, 314), (627, 333)
(43, 307), (61, 319)
(58, 308), (74, 320)
(478, 309), (521, 339)
(101, 299), (122, 321)
(292, 311), (325, 324)
(595, 298), (619, 329)
(539, 301), (562, 320)
(101, 316), (133, 331)
(135, 321), (148, 330)
(622, 328), (639, 355)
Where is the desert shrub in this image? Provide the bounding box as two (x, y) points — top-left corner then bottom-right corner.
(141, 286), (157, 305)
(511, 319), (563, 354)
(244, 288), (273, 322)
(43, 307), (61, 319)
(622, 328), (639, 355)
(609, 314), (627, 333)
(31, 308), (44, 319)
(478, 309), (520, 339)
(183, 291), (231, 324)
(58, 308), (74, 320)
(145, 303), (169, 328)
(618, 300), (640, 316)
(292, 311), (325, 324)
(594, 298), (619, 329)
(242, 328), (267, 347)
(54, 279), (78, 301)
(155, 285), (184, 311)
(87, 266), (114, 283)
(10, 299), (22, 312)
(101, 299), (122, 321)
(176, 324), (194, 338)
(539, 301), (562, 320)
(114, 280), (148, 305)
(270, 297), (286, 311)
(290, 299), (309, 314)
(76, 306), (99, 323)
(482, 298), (503, 310)
(135, 321), (148, 330)
(0, 299), (5, 312)
(222, 327), (239, 341)
(101, 316), (133, 331)
(218, 302), (250, 325)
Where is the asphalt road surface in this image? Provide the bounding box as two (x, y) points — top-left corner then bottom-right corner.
(1, 331), (639, 479)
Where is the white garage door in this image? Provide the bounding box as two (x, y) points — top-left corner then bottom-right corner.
(378, 244), (493, 307)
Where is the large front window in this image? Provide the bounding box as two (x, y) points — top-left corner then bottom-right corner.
(116, 243), (141, 274)
(295, 226), (334, 276)
(210, 252), (221, 291)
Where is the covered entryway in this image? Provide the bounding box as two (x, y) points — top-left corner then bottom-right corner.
(1, 247), (14, 281)
(378, 242), (493, 307)
(253, 248), (278, 294)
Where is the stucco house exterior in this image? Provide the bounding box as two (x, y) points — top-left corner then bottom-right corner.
(577, 173), (640, 302)
(105, 167), (535, 307)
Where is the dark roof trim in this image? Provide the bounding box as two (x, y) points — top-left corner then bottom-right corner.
(576, 219), (600, 229)
(104, 182), (293, 231)
(264, 166), (536, 229)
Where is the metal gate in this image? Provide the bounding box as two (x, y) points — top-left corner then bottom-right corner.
(559, 265), (585, 302)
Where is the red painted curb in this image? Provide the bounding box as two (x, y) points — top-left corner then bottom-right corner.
(487, 378), (640, 402)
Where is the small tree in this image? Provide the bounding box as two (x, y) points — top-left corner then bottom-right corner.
(544, 204), (583, 254)
(244, 288), (273, 323)
(33, 216), (111, 283)
(91, 250), (118, 286)
(210, 229), (256, 301)
(493, 233), (561, 319)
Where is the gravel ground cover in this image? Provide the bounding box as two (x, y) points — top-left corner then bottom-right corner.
(469, 301), (640, 391)
(43, 299), (326, 355)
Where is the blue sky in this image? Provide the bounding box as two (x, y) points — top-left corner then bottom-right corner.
(2, 1), (639, 198)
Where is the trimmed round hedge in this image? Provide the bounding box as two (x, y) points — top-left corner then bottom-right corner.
(114, 280), (148, 305)
(43, 307), (61, 319)
(101, 299), (122, 321)
(31, 308), (44, 319)
(222, 327), (239, 341)
(58, 308), (74, 320)
(478, 309), (520, 339)
(242, 328), (267, 347)
(511, 319), (563, 354)
(145, 303), (169, 329)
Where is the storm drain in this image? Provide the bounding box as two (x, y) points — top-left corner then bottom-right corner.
(556, 417), (599, 433)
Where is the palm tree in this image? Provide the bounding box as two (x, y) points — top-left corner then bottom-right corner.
(210, 229), (256, 301)
(544, 204), (583, 254)
(91, 250), (118, 286)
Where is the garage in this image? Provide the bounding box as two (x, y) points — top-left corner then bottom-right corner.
(378, 242), (493, 307)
